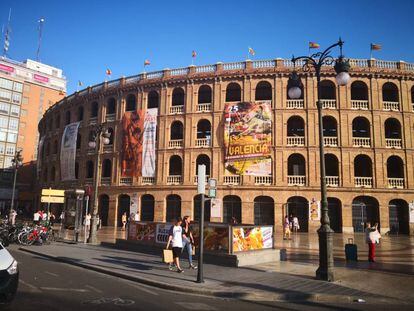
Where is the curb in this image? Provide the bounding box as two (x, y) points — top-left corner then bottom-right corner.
(18, 247), (396, 304)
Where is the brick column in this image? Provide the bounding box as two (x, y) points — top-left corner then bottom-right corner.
(108, 195), (118, 227)
(342, 203), (354, 233)
(379, 203), (390, 234)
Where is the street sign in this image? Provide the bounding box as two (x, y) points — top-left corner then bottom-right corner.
(197, 165), (206, 194)
(41, 189), (65, 196)
(208, 178), (217, 188)
(41, 196), (65, 203)
(208, 188), (216, 198)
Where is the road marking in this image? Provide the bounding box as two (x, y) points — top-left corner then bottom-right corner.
(39, 287), (89, 293)
(20, 280), (42, 293)
(128, 283), (159, 296)
(85, 285), (103, 293)
(45, 271), (59, 277)
(176, 302), (217, 310)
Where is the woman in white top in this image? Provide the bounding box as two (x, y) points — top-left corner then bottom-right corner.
(166, 217), (184, 273)
(292, 216), (300, 233)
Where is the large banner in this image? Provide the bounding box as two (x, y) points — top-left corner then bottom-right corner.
(232, 226), (273, 252)
(60, 122), (80, 181)
(309, 198), (321, 222)
(37, 136), (45, 179)
(142, 108), (158, 177)
(224, 101), (272, 175)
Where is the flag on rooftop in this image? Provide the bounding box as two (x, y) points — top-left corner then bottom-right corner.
(370, 43), (382, 51)
(309, 42), (320, 49)
(106, 68), (112, 76)
(144, 59), (150, 66)
(78, 80), (83, 87)
(248, 47), (255, 56)
(192, 50), (197, 58)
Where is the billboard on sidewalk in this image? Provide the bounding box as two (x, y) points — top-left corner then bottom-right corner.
(232, 226), (273, 252)
(224, 101), (272, 175)
(60, 122), (80, 181)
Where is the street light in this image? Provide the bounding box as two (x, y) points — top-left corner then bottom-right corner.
(9, 150), (23, 220)
(287, 38), (350, 281)
(88, 125), (111, 244)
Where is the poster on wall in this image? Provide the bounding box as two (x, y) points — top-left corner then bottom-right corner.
(128, 222), (156, 242)
(409, 202), (414, 224)
(211, 198), (222, 218)
(60, 122), (80, 181)
(156, 223), (173, 244)
(37, 136), (45, 179)
(309, 198), (321, 222)
(223, 101), (272, 175)
(232, 226), (273, 252)
(130, 193), (139, 216)
(142, 108), (158, 177)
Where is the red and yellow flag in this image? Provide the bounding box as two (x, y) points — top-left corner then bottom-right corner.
(106, 68), (112, 76)
(370, 43), (382, 51)
(309, 42), (320, 49)
(144, 59), (150, 66)
(192, 50), (197, 58)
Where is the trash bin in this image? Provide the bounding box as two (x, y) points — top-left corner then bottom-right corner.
(345, 238), (358, 261)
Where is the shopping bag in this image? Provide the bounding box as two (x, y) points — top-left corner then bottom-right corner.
(163, 249), (173, 263)
(192, 245), (196, 256)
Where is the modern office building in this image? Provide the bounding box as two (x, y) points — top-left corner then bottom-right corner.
(37, 58), (414, 235)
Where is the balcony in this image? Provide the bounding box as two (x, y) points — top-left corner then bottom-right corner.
(105, 114), (116, 122)
(195, 138), (211, 147)
(352, 137), (371, 147)
(120, 177), (132, 185)
(286, 99), (304, 109)
(169, 105), (184, 114)
(325, 176), (339, 187)
(140, 176), (156, 185)
(89, 116), (98, 125)
(351, 100), (369, 110)
(223, 175), (241, 185)
(388, 178), (404, 189)
(193, 175), (209, 184)
(254, 175), (273, 185)
(197, 103), (211, 112)
(168, 139), (183, 148)
(287, 136), (305, 146)
(288, 175), (306, 186)
(101, 177), (111, 186)
(321, 99), (336, 109)
(383, 101), (400, 111)
(167, 175), (182, 185)
(103, 144), (113, 152)
(385, 138), (402, 148)
(323, 137), (338, 147)
(354, 177), (373, 188)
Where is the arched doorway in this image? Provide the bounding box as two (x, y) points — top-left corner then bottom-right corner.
(141, 194), (154, 221)
(254, 196), (274, 226)
(389, 199), (409, 234)
(166, 195), (181, 222)
(98, 194), (109, 226)
(223, 195), (241, 224)
(193, 194), (211, 222)
(287, 196), (308, 232)
(118, 194), (130, 227)
(327, 197), (342, 233)
(352, 196), (380, 232)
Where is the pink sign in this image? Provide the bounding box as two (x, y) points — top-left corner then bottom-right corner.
(34, 74), (49, 83)
(0, 63), (14, 73)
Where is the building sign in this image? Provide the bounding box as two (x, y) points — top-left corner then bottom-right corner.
(60, 122), (80, 181)
(33, 74), (49, 83)
(0, 63), (14, 73)
(224, 101), (272, 175)
(142, 108), (157, 177)
(309, 198), (321, 222)
(232, 226), (273, 252)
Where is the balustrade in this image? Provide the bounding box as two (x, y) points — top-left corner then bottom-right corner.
(354, 177), (373, 188)
(120, 177), (132, 185)
(196, 103), (211, 112)
(254, 176), (273, 185)
(168, 139), (183, 148)
(352, 137), (371, 147)
(388, 178), (404, 189)
(169, 105), (184, 114)
(383, 101), (400, 111)
(351, 100), (369, 110)
(287, 175), (306, 186)
(325, 176), (339, 187)
(195, 138), (210, 147)
(323, 137), (338, 147)
(287, 136), (305, 146)
(320, 99), (336, 109)
(286, 99), (304, 109)
(385, 138), (402, 148)
(223, 175), (241, 185)
(167, 175), (182, 185)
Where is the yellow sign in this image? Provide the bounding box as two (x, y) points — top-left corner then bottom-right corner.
(41, 196), (65, 203)
(41, 189), (65, 196)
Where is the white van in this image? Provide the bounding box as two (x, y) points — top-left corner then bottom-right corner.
(0, 243), (18, 303)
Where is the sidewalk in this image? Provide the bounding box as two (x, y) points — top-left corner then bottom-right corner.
(18, 242), (413, 305)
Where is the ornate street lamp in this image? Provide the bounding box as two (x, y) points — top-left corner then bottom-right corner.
(287, 38), (350, 281)
(88, 125), (111, 244)
(9, 150), (23, 220)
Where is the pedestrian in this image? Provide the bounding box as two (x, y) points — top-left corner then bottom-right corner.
(33, 210), (40, 225)
(166, 217), (184, 273)
(181, 216), (197, 270)
(289, 214), (294, 230)
(283, 215), (291, 240)
(85, 213), (91, 235)
(230, 217), (238, 225)
(59, 211), (65, 223)
(10, 209), (17, 226)
(292, 215), (300, 233)
(366, 222), (381, 262)
(39, 210), (44, 222)
(121, 212), (127, 231)
(49, 212), (56, 226)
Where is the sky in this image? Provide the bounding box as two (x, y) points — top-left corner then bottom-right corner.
(1, 0), (413, 94)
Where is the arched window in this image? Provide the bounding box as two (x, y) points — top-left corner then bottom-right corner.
(328, 198), (342, 233)
(288, 154), (306, 176)
(126, 94), (136, 111)
(75, 162), (79, 179)
(352, 117), (370, 137)
(325, 154), (339, 176)
(226, 83), (241, 102)
(86, 160), (94, 178)
(76, 133), (81, 150)
(223, 195), (242, 224)
(197, 119), (211, 139)
(141, 194), (155, 221)
(102, 159), (112, 177)
(166, 194), (181, 222)
(382, 82), (399, 102)
(352, 196), (379, 232)
(118, 194), (130, 227)
(255, 81), (272, 101)
(198, 85), (212, 104)
(99, 194), (110, 226)
(106, 97), (116, 115)
(322, 116), (337, 137)
(387, 156), (404, 179)
(90, 102), (99, 118)
(53, 140), (58, 154)
(287, 196), (308, 232)
(65, 111), (71, 125)
(254, 196), (274, 225)
(148, 91), (159, 109)
(384, 118), (401, 139)
(351, 81), (368, 101)
(287, 116), (305, 137)
(172, 88), (185, 107)
(320, 80), (336, 99)
(196, 154), (210, 176)
(169, 155), (182, 176)
(354, 155), (372, 177)
(193, 194), (211, 222)
(170, 121), (183, 140)
(77, 106), (84, 121)
(389, 199), (409, 235)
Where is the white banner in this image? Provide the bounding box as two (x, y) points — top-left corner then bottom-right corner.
(309, 198), (321, 222)
(37, 136), (45, 179)
(211, 198), (222, 218)
(142, 108), (157, 177)
(60, 122), (80, 181)
(130, 193), (138, 216)
(409, 202), (414, 224)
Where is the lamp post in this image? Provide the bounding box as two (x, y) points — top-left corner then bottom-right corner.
(87, 125), (111, 244)
(287, 38), (350, 281)
(9, 150), (23, 220)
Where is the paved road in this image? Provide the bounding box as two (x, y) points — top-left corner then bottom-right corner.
(3, 247), (413, 311)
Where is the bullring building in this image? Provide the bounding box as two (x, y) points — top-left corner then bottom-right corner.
(37, 58), (414, 235)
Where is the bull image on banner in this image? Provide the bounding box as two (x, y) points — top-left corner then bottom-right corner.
(224, 101), (272, 175)
(60, 122), (80, 181)
(142, 108), (157, 177)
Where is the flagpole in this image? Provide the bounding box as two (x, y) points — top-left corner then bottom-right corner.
(370, 44), (373, 59)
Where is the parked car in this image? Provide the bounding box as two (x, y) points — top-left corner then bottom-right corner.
(0, 243), (18, 304)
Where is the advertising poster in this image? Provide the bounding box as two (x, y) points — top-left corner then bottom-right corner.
(130, 193), (138, 216)
(192, 224), (229, 251)
(309, 198), (321, 222)
(121, 110), (145, 177)
(409, 202), (414, 224)
(232, 226), (273, 252)
(37, 136), (45, 179)
(128, 222), (156, 242)
(60, 122), (80, 181)
(224, 101), (272, 175)
(142, 108), (157, 177)
(156, 223), (173, 244)
(211, 198), (222, 218)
